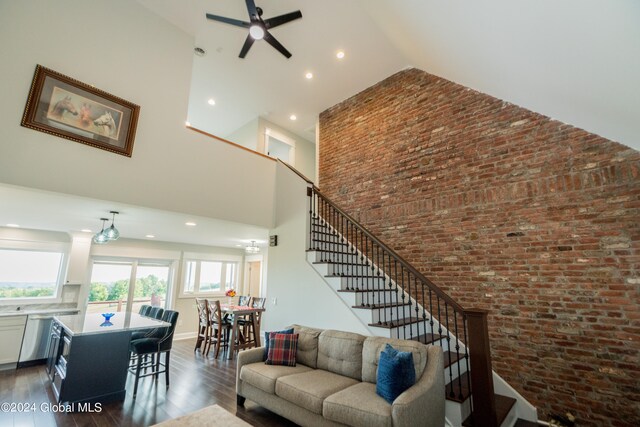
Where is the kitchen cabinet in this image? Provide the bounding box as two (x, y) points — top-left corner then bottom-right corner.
(0, 315), (27, 364)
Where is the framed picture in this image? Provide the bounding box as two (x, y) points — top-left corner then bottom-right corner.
(21, 65), (140, 157)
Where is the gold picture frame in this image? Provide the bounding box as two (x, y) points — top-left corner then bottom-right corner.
(21, 65), (140, 157)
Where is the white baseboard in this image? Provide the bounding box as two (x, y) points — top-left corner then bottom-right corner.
(174, 332), (197, 341)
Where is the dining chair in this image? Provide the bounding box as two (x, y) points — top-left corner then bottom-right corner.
(206, 300), (231, 359)
(194, 298), (210, 352)
(238, 295), (250, 306)
(129, 310), (179, 398)
(239, 297), (266, 349)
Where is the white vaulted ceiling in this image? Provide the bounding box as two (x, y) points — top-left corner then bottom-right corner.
(136, 0), (640, 150)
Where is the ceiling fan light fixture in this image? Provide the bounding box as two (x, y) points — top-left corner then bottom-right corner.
(249, 25), (265, 40)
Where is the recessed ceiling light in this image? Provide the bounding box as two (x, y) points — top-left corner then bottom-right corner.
(185, 222), (197, 227)
(146, 234), (155, 239)
(305, 72), (313, 79)
(185, 121), (191, 127)
(290, 114), (297, 121)
(207, 98), (216, 106)
(6, 223), (20, 228)
(336, 50), (345, 59)
(81, 229), (92, 233)
(235, 244), (242, 247)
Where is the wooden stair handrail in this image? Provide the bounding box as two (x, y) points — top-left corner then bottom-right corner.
(312, 187), (466, 314)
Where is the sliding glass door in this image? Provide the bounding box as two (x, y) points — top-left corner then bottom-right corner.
(87, 260), (171, 314)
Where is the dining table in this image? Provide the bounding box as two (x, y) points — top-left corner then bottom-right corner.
(220, 304), (265, 360)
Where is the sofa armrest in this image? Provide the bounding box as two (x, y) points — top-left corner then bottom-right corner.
(236, 347), (265, 395)
(392, 345), (445, 427)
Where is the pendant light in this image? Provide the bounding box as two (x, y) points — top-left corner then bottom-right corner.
(245, 240), (260, 254)
(103, 211), (120, 241)
(92, 218), (109, 244)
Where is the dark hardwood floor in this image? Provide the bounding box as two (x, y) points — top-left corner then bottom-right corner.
(0, 339), (298, 427)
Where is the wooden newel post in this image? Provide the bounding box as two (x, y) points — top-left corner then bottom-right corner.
(466, 309), (498, 427)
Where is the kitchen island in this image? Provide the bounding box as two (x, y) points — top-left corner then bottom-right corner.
(48, 312), (169, 405)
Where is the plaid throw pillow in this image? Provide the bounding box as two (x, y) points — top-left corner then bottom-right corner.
(265, 332), (298, 366)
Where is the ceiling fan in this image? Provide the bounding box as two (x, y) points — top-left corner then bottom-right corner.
(206, 0), (302, 59)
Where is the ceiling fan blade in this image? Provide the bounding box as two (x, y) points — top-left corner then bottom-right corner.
(239, 34), (255, 58)
(205, 13), (250, 28)
(264, 11), (302, 29)
(263, 31), (292, 58)
(245, 0), (259, 21)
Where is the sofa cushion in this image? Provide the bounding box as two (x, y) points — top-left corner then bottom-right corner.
(275, 369), (359, 415)
(362, 337), (428, 384)
(376, 344), (416, 404)
(240, 362), (313, 394)
(290, 324), (322, 368)
(266, 333), (298, 366)
(324, 382), (392, 427)
(317, 330), (366, 380)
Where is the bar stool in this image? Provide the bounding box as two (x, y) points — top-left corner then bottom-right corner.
(129, 310), (179, 398)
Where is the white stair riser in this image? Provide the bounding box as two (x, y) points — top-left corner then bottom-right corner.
(308, 251), (361, 263)
(368, 305), (418, 323)
(353, 291), (401, 305)
(335, 276), (389, 290)
(323, 263), (380, 276)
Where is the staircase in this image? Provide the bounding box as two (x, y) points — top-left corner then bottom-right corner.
(303, 185), (534, 427)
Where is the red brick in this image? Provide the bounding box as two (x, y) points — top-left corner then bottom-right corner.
(319, 68), (640, 427)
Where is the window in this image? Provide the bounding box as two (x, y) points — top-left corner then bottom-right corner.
(87, 260), (172, 313)
(181, 260), (238, 295)
(0, 248), (65, 300)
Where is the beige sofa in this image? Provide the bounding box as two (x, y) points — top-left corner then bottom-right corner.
(236, 325), (445, 427)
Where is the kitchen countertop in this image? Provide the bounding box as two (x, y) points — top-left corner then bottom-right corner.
(0, 308), (79, 318)
(54, 312), (170, 336)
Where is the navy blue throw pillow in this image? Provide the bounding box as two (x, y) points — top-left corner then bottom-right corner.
(376, 343), (416, 404)
(263, 328), (294, 360)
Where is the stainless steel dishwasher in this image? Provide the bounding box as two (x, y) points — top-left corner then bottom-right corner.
(18, 312), (76, 367)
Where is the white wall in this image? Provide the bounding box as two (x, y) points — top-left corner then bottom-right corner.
(225, 118), (260, 151)
(263, 163), (369, 334)
(0, 0), (275, 228)
(258, 118), (316, 181)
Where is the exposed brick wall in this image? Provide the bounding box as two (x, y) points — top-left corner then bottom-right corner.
(319, 68), (640, 426)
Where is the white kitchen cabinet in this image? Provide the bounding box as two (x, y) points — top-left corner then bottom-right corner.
(0, 315), (27, 364)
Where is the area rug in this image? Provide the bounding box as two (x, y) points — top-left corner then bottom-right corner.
(152, 404), (252, 427)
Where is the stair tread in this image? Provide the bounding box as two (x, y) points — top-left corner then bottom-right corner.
(337, 288), (392, 294)
(368, 317), (422, 328)
(443, 350), (464, 369)
(352, 302), (411, 310)
(514, 419), (539, 427)
(329, 275), (386, 280)
(445, 372), (471, 403)
(461, 394), (517, 426)
(408, 333), (445, 345)
(306, 249), (357, 254)
(313, 261), (370, 266)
